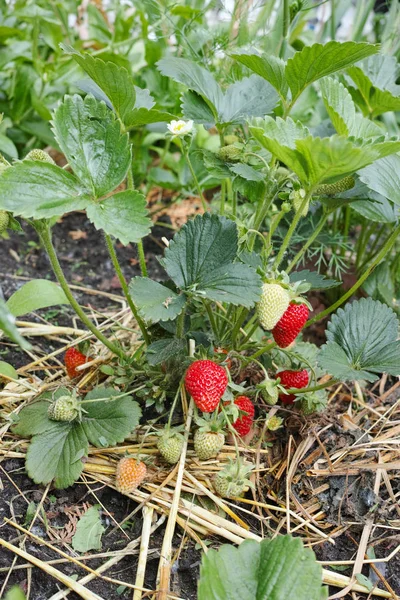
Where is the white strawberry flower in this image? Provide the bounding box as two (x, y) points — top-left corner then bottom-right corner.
(167, 119), (194, 136)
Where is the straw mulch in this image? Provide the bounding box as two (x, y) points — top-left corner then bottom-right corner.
(0, 303), (399, 600)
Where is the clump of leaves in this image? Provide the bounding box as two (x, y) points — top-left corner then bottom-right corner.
(198, 534), (327, 600)
(12, 387), (141, 488)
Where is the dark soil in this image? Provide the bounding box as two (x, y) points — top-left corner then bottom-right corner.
(0, 459), (200, 599)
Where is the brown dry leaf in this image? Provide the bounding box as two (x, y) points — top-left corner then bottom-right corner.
(68, 230), (88, 241)
(48, 502), (92, 545)
(340, 414), (360, 431)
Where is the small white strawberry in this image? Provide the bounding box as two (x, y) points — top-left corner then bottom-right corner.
(257, 283), (290, 330)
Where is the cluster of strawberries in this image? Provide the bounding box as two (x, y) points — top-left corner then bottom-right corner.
(257, 281), (310, 404)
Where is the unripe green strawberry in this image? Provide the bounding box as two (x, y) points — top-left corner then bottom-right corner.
(256, 378), (280, 405)
(290, 189), (309, 216)
(217, 144), (242, 162)
(24, 149), (55, 164)
(157, 429), (184, 464)
(299, 389), (328, 415)
(0, 211), (9, 233)
(48, 394), (79, 422)
(257, 283), (290, 330)
(224, 134), (239, 145)
(316, 176), (355, 196)
(213, 459), (254, 499)
(266, 415), (283, 431)
(194, 429), (225, 460)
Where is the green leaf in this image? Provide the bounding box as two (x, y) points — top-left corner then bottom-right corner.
(123, 107), (174, 128)
(26, 422), (88, 488)
(80, 387), (142, 447)
(289, 270), (341, 290)
(10, 64), (37, 123)
(129, 278), (186, 323)
(0, 298), (31, 350)
(52, 95), (130, 198)
(5, 586), (26, 600)
(62, 44), (136, 125)
(0, 361), (18, 380)
(6, 280), (69, 317)
(159, 58), (277, 125)
(72, 505), (105, 552)
(157, 57), (222, 117)
(352, 194), (398, 223)
(219, 75), (279, 125)
(318, 298), (400, 382)
(232, 52), (288, 100)
(12, 399), (63, 437)
(346, 54), (400, 117)
(86, 190), (151, 245)
(146, 338), (188, 366)
(0, 134), (18, 160)
(161, 213), (261, 307)
(285, 41), (378, 104)
(229, 163), (264, 182)
(320, 77), (356, 136)
(182, 91), (216, 125)
(0, 161), (90, 219)
(363, 262), (395, 307)
(198, 535), (326, 600)
(358, 155), (400, 206)
(355, 574), (374, 592)
(250, 117), (382, 186)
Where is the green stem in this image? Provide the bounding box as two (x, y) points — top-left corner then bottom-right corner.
(279, 0), (290, 58)
(273, 189), (313, 270)
(306, 222), (400, 327)
(248, 341), (277, 361)
(204, 301), (219, 338)
(167, 385), (183, 429)
(249, 185), (277, 251)
(126, 164), (148, 278)
(220, 180), (226, 216)
(35, 223), (127, 360)
(286, 211), (328, 273)
(286, 379), (338, 395)
(330, 0), (336, 40)
(137, 240), (148, 277)
(104, 234), (150, 345)
(231, 308), (248, 349)
(183, 143), (208, 212)
(176, 308), (186, 338)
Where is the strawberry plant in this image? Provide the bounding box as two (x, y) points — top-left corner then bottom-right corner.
(1, 2), (400, 597)
(1, 32), (400, 489)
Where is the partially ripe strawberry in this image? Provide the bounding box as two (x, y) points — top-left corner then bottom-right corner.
(116, 457), (147, 494)
(230, 396), (255, 437)
(184, 360), (228, 413)
(277, 369), (309, 404)
(257, 283), (290, 330)
(65, 348), (88, 379)
(272, 302), (309, 348)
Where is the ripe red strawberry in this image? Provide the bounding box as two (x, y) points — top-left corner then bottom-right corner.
(277, 369), (309, 404)
(184, 360), (228, 413)
(116, 457), (147, 494)
(64, 347), (87, 379)
(230, 396), (255, 436)
(272, 302), (309, 348)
